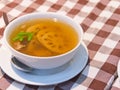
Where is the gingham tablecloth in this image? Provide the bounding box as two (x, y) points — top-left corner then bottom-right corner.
(0, 0), (120, 90)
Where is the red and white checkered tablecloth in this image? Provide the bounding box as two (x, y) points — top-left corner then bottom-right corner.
(0, 0), (120, 90)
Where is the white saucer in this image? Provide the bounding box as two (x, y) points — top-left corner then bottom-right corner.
(0, 42), (88, 86)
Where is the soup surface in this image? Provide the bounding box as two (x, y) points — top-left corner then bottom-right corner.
(9, 18), (79, 57)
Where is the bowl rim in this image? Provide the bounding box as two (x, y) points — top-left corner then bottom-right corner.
(3, 12), (83, 59)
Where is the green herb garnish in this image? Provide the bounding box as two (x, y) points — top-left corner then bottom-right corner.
(13, 32), (33, 42)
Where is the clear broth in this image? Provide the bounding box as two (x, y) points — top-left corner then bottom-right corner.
(9, 18), (79, 57)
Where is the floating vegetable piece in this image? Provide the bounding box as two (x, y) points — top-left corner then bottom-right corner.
(26, 24), (42, 34)
(13, 32), (33, 42)
(13, 41), (26, 50)
(37, 29), (67, 53)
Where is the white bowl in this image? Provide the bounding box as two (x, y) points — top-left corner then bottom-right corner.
(3, 12), (83, 69)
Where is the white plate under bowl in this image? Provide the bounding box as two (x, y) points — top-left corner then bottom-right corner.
(0, 42), (88, 86)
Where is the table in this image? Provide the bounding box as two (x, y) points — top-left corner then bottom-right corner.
(0, 0), (120, 90)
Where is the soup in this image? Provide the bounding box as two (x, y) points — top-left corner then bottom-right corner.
(9, 18), (79, 57)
